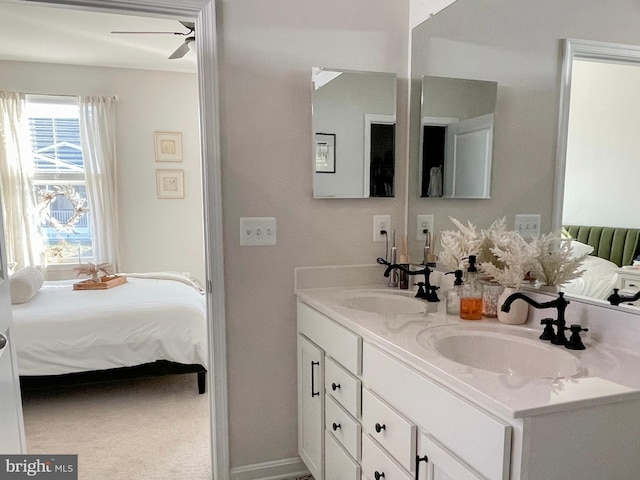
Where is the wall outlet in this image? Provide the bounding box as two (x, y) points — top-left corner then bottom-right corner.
(240, 217), (277, 246)
(514, 214), (540, 240)
(417, 214), (434, 241)
(373, 215), (391, 242)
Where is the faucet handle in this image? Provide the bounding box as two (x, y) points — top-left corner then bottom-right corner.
(539, 318), (556, 341)
(566, 324), (589, 350)
(414, 282), (426, 299)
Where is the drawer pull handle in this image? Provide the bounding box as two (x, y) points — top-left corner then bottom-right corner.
(630, 284), (637, 287)
(375, 422), (386, 433)
(311, 361), (320, 397)
(332, 422), (341, 431)
(374, 472), (385, 480)
(415, 455), (429, 480)
(331, 382), (341, 391)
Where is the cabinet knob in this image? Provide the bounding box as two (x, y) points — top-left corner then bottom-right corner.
(331, 382), (341, 391)
(374, 472), (385, 480)
(332, 422), (341, 431)
(375, 422), (386, 433)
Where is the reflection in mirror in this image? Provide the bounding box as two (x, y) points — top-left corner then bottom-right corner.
(312, 68), (396, 198)
(419, 76), (497, 198)
(554, 39), (640, 305)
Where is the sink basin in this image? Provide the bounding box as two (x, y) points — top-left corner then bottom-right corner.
(417, 325), (580, 378)
(339, 291), (427, 315)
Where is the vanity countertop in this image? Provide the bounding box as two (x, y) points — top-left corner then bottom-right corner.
(296, 284), (640, 420)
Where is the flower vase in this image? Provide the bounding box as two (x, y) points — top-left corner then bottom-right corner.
(497, 287), (528, 325)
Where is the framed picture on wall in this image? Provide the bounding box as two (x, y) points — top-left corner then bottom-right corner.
(154, 131), (183, 162)
(314, 133), (336, 173)
(156, 170), (185, 199)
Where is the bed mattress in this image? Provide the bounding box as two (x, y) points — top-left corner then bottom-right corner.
(11, 275), (208, 376)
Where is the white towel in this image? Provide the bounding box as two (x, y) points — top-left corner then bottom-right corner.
(10, 267), (44, 304)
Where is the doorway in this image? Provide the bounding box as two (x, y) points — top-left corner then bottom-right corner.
(1, 0), (227, 479)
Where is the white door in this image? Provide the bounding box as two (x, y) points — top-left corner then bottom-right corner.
(443, 113), (494, 198)
(0, 208), (26, 453)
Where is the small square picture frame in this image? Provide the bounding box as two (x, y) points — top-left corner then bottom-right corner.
(154, 131), (183, 162)
(156, 169), (185, 199)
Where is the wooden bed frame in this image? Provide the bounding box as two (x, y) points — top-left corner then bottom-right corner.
(20, 361), (207, 394)
(563, 225), (640, 267)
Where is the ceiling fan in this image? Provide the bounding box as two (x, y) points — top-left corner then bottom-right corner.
(111, 20), (195, 59)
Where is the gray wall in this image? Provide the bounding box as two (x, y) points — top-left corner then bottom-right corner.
(408, 0), (640, 261)
(217, 0), (408, 469)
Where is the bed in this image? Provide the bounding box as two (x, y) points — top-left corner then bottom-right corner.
(561, 225), (640, 300)
(10, 272), (208, 393)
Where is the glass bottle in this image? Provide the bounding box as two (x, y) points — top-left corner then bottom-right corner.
(481, 280), (504, 318)
(446, 270), (463, 315)
(460, 255), (483, 320)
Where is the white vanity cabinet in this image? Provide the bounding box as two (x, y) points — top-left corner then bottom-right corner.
(297, 301), (362, 480)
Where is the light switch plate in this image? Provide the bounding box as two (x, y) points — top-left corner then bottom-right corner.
(240, 217), (277, 246)
(514, 214), (540, 240)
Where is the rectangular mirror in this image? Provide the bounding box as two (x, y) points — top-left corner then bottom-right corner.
(419, 75), (497, 198)
(312, 67), (396, 198)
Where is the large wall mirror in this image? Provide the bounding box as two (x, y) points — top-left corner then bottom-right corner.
(419, 75), (497, 198)
(312, 67), (396, 198)
(407, 0), (640, 308)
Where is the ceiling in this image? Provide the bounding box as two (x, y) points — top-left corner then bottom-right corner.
(0, 2), (197, 73)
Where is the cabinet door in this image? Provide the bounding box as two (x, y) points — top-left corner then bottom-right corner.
(417, 434), (483, 480)
(298, 334), (324, 480)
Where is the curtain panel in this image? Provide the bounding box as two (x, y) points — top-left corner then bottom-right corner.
(78, 96), (119, 270)
(0, 92), (43, 270)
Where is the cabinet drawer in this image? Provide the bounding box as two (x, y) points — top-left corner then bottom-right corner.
(362, 388), (416, 471)
(326, 395), (361, 460)
(326, 429), (360, 480)
(363, 343), (511, 480)
(361, 434), (412, 480)
(620, 275), (640, 292)
(298, 301), (362, 375)
(326, 356), (362, 417)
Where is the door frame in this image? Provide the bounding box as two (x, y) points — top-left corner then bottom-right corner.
(9, 1), (229, 479)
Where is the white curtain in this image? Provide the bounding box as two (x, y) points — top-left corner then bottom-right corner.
(0, 92), (43, 269)
(78, 96), (119, 270)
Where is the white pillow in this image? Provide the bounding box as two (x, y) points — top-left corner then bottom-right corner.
(10, 267), (44, 304)
(570, 240), (594, 258)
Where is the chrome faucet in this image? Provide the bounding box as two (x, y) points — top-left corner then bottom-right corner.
(607, 288), (640, 306)
(501, 292), (571, 346)
(376, 257), (440, 302)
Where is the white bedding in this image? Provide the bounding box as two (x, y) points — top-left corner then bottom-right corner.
(562, 255), (619, 300)
(11, 275), (208, 376)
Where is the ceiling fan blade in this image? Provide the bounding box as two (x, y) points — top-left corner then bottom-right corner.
(111, 30), (184, 35)
(169, 40), (191, 59)
(179, 21), (195, 31)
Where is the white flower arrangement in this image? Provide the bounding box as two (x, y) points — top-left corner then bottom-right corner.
(440, 217), (587, 289)
(439, 218), (483, 270)
(529, 234), (588, 287)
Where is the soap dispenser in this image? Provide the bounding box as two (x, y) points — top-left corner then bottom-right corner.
(460, 255), (483, 320)
(445, 270), (463, 315)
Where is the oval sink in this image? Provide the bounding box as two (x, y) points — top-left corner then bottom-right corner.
(417, 325), (580, 378)
(340, 292), (427, 315)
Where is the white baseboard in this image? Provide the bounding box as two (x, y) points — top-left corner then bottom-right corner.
(230, 457), (309, 480)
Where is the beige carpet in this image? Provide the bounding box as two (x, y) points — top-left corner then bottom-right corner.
(21, 373), (211, 480)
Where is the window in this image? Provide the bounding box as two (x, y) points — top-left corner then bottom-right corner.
(26, 97), (93, 264)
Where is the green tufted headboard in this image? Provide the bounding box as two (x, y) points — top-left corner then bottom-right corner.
(563, 225), (640, 267)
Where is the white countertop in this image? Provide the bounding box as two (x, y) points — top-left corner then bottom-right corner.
(296, 284), (640, 420)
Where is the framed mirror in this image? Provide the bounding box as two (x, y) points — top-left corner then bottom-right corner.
(312, 67), (396, 198)
(419, 75), (497, 198)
